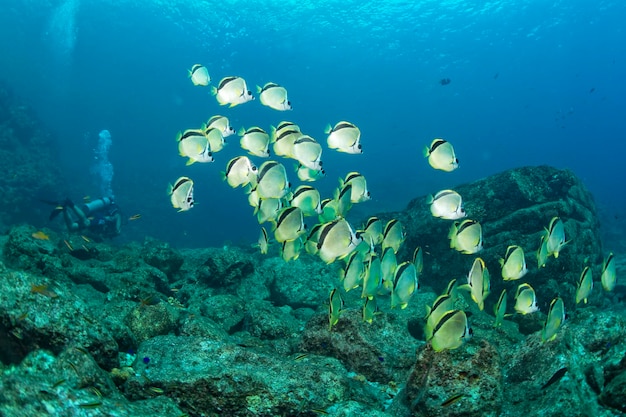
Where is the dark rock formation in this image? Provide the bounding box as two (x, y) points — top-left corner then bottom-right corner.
(0, 85), (64, 230)
(386, 166), (602, 312)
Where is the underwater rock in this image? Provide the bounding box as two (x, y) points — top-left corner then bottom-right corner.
(0, 349), (183, 416)
(601, 371), (626, 413)
(124, 301), (180, 344)
(183, 246), (255, 289)
(300, 308), (417, 383)
(3, 225), (66, 280)
(266, 256), (336, 308)
(125, 335), (380, 416)
(0, 268), (119, 369)
(500, 306), (625, 417)
(242, 299), (302, 341)
(140, 237), (184, 277)
(406, 341), (502, 417)
(393, 166), (602, 312)
(200, 294), (246, 334)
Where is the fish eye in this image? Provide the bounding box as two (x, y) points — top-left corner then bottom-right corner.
(247, 90), (252, 95)
(357, 144), (362, 149)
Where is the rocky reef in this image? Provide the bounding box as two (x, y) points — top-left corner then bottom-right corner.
(0, 166), (625, 417)
(0, 84), (64, 231)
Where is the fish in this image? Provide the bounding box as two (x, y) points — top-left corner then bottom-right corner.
(63, 239), (73, 251)
(325, 121), (362, 154)
(177, 129), (213, 165)
(168, 176), (194, 212)
(290, 185), (322, 216)
(188, 64), (210, 86)
(296, 163), (325, 182)
(31, 231), (50, 240)
(500, 245), (528, 281)
(317, 218), (362, 264)
(204, 115), (236, 137)
(212, 76), (254, 107)
(542, 297), (566, 342)
(78, 401), (103, 409)
(424, 138), (459, 172)
(257, 227), (269, 254)
(380, 247), (398, 293)
(318, 198), (338, 223)
(390, 261), (418, 309)
(545, 217), (568, 258)
(514, 283), (539, 314)
(293, 135), (323, 171)
(273, 207), (306, 243)
(294, 353), (309, 361)
(537, 234), (549, 268)
(441, 393), (465, 407)
(239, 126), (270, 157)
(459, 257), (490, 311)
(204, 127), (226, 153)
(360, 217), (383, 247)
(255, 197), (283, 224)
(600, 252), (616, 292)
(222, 156), (258, 188)
(304, 224), (323, 255)
(362, 253), (382, 300)
(329, 288), (344, 330)
(382, 219), (405, 254)
(424, 292), (455, 340)
(128, 214), (141, 221)
(271, 125), (301, 158)
(413, 246), (424, 275)
(340, 172), (371, 203)
(257, 82), (292, 111)
(427, 190), (466, 220)
(332, 184), (354, 220)
(449, 219), (483, 254)
(281, 237), (303, 262)
(541, 367), (568, 390)
(493, 289), (507, 328)
(575, 266), (593, 304)
(341, 251), (365, 292)
(362, 297), (379, 324)
(429, 309), (472, 352)
(30, 284), (58, 298)
(256, 161), (290, 200)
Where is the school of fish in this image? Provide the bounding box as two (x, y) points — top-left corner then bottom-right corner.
(168, 63), (618, 354)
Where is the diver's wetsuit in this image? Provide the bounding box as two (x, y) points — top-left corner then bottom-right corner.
(62, 197), (121, 239)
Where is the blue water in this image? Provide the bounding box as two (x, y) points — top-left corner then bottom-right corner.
(1, 0), (625, 248)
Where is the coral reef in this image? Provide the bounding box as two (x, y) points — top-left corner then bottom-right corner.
(0, 166), (624, 417)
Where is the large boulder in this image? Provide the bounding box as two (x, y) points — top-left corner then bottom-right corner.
(386, 166), (602, 313)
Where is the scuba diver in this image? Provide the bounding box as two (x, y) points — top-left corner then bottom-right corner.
(50, 196), (121, 240)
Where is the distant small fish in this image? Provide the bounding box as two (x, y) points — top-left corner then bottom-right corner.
(294, 353), (309, 361)
(440, 78), (451, 86)
(80, 235), (91, 242)
(31, 231), (49, 240)
(148, 386), (164, 395)
(128, 214), (142, 221)
(589, 87), (595, 93)
(541, 367), (568, 390)
(30, 284), (58, 298)
(63, 239), (74, 251)
(83, 195), (91, 202)
(493, 72), (499, 79)
(441, 393), (465, 407)
(78, 401), (103, 409)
